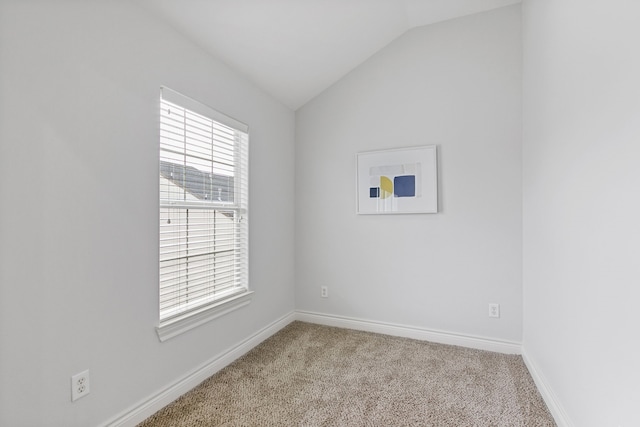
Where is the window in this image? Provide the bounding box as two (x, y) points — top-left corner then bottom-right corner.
(157, 87), (250, 341)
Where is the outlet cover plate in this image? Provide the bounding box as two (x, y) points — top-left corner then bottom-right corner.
(489, 303), (500, 318)
(71, 370), (90, 401)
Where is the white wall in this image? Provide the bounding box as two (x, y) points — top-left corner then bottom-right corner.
(296, 6), (523, 342)
(522, 0), (640, 426)
(0, 2), (295, 426)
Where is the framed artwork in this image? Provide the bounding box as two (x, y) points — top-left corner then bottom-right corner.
(356, 145), (438, 214)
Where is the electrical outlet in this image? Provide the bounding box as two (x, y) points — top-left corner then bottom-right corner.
(71, 370), (90, 401)
(321, 286), (328, 298)
(489, 303), (500, 318)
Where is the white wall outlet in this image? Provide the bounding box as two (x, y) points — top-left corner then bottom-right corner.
(489, 303), (500, 318)
(321, 286), (328, 298)
(71, 370), (90, 401)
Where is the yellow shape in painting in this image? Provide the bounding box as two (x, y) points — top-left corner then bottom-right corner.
(380, 176), (393, 199)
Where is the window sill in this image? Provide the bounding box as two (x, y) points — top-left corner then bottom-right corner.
(156, 291), (253, 342)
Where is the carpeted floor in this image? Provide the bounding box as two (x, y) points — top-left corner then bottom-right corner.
(138, 321), (556, 426)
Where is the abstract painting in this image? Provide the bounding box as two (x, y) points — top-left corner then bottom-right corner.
(356, 145), (437, 214)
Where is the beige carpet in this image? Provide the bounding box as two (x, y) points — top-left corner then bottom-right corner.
(138, 321), (555, 426)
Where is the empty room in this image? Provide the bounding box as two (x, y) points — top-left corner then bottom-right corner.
(0, 0), (638, 426)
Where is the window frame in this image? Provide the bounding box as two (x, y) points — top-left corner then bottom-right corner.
(156, 87), (251, 342)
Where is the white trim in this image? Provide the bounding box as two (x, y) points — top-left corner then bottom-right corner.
(295, 310), (522, 354)
(103, 311), (525, 426)
(521, 349), (573, 427)
(160, 86), (248, 133)
(156, 291), (254, 342)
(103, 311), (296, 427)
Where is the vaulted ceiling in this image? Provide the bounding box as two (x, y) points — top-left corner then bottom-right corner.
(136, 0), (520, 110)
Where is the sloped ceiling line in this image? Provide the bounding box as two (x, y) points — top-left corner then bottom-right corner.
(135, 0), (521, 110)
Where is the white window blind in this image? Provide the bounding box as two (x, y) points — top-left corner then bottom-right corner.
(159, 87), (249, 327)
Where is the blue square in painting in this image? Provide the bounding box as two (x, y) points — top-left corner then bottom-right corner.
(369, 187), (380, 198)
(394, 175), (415, 197)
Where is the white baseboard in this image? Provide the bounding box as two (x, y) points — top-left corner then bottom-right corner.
(102, 311), (296, 427)
(295, 310), (522, 354)
(521, 349), (573, 427)
(102, 310), (523, 426)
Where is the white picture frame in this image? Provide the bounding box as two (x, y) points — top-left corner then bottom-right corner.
(356, 145), (438, 214)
